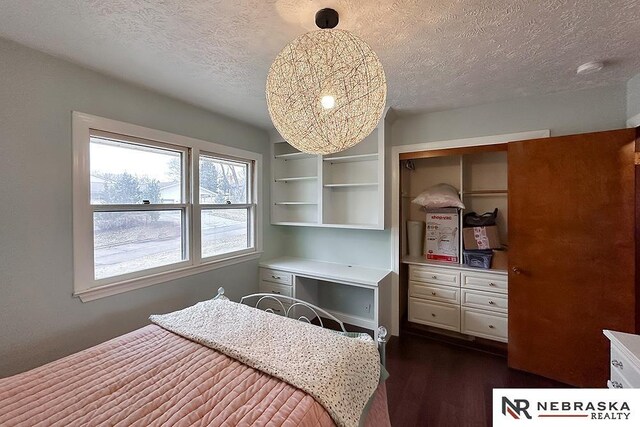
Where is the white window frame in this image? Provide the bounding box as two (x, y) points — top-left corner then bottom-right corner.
(72, 112), (262, 302)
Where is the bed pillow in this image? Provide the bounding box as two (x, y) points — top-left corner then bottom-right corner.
(411, 183), (465, 209)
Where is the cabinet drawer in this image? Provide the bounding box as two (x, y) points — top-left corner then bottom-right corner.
(461, 308), (508, 342)
(409, 281), (459, 304)
(461, 289), (508, 313)
(409, 265), (460, 288)
(461, 271), (508, 294)
(609, 368), (633, 389)
(408, 298), (460, 332)
(611, 344), (640, 387)
(259, 280), (293, 297)
(260, 268), (292, 286)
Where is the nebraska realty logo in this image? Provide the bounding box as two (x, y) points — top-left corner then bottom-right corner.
(493, 389), (640, 426)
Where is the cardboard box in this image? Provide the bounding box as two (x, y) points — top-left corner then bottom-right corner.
(463, 226), (501, 250)
(491, 248), (508, 271)
(425, 209), (459, 263)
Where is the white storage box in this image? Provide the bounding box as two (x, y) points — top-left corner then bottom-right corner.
(425, 209), (460, 263)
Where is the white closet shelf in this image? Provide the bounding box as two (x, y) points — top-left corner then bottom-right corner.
(323, 153), (378, 163)
(274, 152), (315, 160)
(462, 189), (508, 196)
(274, 176), (317, 182)
(323, 182), (378, 188)
(273, 202), (318, 206)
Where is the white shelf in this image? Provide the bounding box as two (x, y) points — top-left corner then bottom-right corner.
(273, 202), (318, 206)
(274, 176), (317, 182)
(323, 153), (378, 163)
(462, 189), (508, 197)
(274, 152), (315, 160)
(323, 182), (378, 188)
(401, 255), (508, 275)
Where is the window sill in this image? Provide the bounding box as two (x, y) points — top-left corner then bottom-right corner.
(74, 251), (262, 302)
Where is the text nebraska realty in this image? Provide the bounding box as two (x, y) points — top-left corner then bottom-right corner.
(504, 397), (631, 420)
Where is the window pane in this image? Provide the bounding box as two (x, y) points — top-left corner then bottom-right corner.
(94, 210), (185, 279)
(199, 156), (248, 204)
(90, 137), (183, 205)
(201, 209), (249, 258)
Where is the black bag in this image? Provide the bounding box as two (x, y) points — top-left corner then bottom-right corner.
(463, 208), (498, 227)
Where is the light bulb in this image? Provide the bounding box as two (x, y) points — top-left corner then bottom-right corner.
(320, 95), (335, 110)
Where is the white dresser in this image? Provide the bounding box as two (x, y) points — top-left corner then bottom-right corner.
(604, 330), (640, 388)
(407, 262), (508, 343)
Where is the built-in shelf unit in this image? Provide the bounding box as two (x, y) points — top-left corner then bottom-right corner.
(270, 111), (389, 229)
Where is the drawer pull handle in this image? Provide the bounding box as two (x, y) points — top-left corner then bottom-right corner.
(611, 381), (623, 389)
(488, 325), (495, 329)
(271, 275), (280, 279)
(612, 360), (624, 369)
(488, 282), (496, 287)
(272, 291), (281, 294)
(489, 300), (495, 305)
(431, 275), (438, 279)
(431, 292), (437, 296)
(431, 313), (436, 317)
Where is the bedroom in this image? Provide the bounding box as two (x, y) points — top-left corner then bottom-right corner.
(1, 1), (640, 426)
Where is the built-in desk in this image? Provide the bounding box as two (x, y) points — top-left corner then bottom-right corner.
(259, 257), (392, 337)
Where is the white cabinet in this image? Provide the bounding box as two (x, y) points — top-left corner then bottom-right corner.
(604, 330), (640, 388)
(408, 263), (508, 342)
(270, 112), (389, 229)
(260, 257), (392, 338)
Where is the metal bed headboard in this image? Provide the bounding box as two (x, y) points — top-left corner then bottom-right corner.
(213, 287), (388, 367)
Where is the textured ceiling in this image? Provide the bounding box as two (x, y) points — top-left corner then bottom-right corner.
(0, 0), (639, 128)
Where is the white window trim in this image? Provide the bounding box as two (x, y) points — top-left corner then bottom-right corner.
(72, 112), (263, 302)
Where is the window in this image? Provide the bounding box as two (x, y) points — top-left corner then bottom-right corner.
(73, 113), (262, 301)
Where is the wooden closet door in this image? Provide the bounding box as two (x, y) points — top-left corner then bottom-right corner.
(508, 128), (637, 387)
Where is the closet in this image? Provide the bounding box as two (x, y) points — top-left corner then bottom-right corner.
(398, 128), (639, 387)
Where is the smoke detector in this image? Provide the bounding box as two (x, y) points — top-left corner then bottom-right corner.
(577, 61), (604, 75)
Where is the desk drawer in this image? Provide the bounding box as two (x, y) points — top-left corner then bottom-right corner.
(461, 308), (508, 342)
(408, 298), (460, 332)
(611, 344), (640, 387)
(409, 281), (459, 304)
(461, 271), (507, 294)
(409, 265), (459, 287)
(259, 280), (293, 297)
(461, 289), (508, 313)
(260, 268), (292, 286)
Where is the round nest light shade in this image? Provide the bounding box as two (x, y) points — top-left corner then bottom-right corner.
(266, 29), (387, 155)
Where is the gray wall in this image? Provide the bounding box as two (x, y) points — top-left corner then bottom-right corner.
(0, 38), (277, 377)
(275, 85), (628, 270)
(628, 74), (640, 122)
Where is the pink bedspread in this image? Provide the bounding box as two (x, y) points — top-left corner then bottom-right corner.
(0, 325), (390, 426)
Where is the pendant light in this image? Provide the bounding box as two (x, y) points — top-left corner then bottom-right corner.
(266, 8), (387, 155)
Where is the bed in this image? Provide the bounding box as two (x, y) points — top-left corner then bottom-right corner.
(0, 289), (390, 427)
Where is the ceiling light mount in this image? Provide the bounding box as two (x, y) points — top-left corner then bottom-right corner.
(315, 8), (339, 29)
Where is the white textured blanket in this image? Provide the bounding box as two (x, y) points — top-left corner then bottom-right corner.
(150, 299), (381, 427)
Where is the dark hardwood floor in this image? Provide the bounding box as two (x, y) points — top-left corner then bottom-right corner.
(385, 332), (567, 427)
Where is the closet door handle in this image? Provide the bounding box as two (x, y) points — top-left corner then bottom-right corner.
(512, 267), (522, 275)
